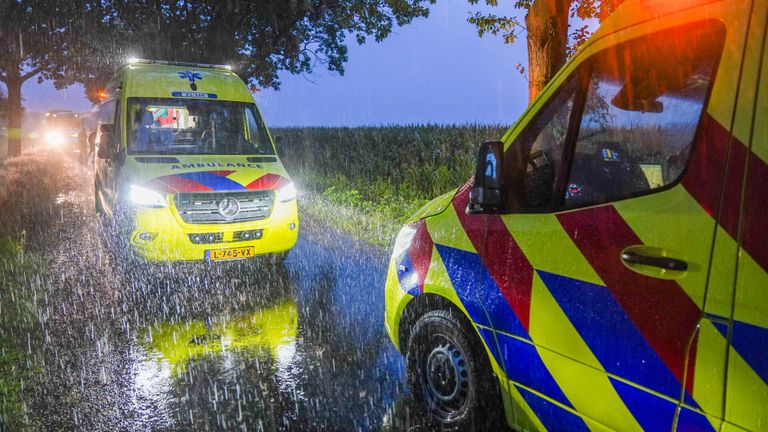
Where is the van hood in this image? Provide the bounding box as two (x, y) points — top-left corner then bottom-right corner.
(124, 155), (291, 193)
(405, 187), (460, 224)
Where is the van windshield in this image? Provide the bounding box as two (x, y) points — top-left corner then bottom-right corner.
(127, 98), (274, 155)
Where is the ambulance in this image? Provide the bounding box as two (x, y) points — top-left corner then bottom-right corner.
(44, 110), (81, 150)
(94, 59), (298, 262)
(384, 0), (767, 430)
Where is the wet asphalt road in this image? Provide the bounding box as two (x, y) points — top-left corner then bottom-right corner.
(3, 153), (423, 431)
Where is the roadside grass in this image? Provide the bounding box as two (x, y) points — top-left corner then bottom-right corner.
(274, 125), (508, 247)
(0, 151), (73, 430)
(0, 233), (42, 431)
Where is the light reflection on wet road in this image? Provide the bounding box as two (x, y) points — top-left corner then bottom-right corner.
(117, 235), (406, 431)
(6, 155), (420, 431)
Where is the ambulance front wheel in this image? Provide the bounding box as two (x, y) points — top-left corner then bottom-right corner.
(406, 309), (503, 431)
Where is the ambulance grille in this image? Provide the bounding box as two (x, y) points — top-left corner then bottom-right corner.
(174, 190), (274, 224)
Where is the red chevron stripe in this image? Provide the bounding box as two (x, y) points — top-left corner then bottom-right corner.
(741, 149), (768, 272)
(682, 115), (738, 233)
(453, 185), (534, 330)
(557, 205), (701, 384)
(245, 173), (290, 190)
(409, 219), (434, 293)
(683, 114), (768, 273)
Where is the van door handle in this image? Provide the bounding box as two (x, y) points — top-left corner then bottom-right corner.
(621, 251), (688, 271)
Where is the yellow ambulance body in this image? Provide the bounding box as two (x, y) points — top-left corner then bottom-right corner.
(385, 0), (768, 430)
(93, 60), (298, 262)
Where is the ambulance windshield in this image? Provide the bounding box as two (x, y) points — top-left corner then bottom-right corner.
(127, 98), (274, 155)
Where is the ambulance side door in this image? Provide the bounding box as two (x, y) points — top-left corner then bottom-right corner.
(721, 3), (768, 429)
(486, 21), (731, 431)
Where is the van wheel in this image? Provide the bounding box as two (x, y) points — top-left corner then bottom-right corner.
(406, 309), (503, 431)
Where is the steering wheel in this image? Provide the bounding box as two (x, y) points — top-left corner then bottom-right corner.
(200, 128), (215, 149)
(200, 128), (211, 141)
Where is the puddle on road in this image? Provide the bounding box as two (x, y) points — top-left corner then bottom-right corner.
(129, 298), (303, 430)
(102, 236), (411, 431)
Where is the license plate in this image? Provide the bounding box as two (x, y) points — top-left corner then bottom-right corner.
(206, 246), (256, 261)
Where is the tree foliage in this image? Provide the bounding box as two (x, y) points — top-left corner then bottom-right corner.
(0, 0), (436, 156)
(73, 0), (436, 103)
(468, 0), (622, 53)
(466, 0), (624, 101)
(0, 1), (89, 155)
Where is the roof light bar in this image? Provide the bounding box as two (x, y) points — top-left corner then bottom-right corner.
(127, 58), (233, 71)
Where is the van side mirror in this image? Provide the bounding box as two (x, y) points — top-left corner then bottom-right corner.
(468, 140), (504, 214)
(97, 124), (116, 160)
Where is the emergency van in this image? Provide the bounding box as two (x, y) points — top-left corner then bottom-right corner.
(94, 59), (298, 262)
(385, 0), (767, 430)
(44, 110), (81, 150)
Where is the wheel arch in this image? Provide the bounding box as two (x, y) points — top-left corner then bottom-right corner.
(398, 293), (477, 354)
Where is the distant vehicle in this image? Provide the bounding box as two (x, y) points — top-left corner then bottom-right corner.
(385, 0), (767, 431)
(94, 59), (298, 263)
(45, 110), (81, 150)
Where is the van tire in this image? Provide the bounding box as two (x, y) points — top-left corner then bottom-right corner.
(405, 309), (504, 431)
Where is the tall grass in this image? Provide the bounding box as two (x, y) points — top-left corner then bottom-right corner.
(0, 151), (73, 429)
(273, 124), (508, 245)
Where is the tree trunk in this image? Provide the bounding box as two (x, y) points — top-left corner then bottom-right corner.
(5, 70), (23, 157)
(525, 0), (570, 103)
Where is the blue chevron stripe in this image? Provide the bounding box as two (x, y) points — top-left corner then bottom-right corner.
(538, 270), (688, 401)
(496, 332), (575, 409)
(435, 244), (529, 339)
(712, 318), (768, 384)
(610, 378), (677, 432)
(516, 384), (590, 432)
(176, 171), (245, 191)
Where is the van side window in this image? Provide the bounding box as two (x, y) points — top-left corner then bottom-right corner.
(564, 22), (725, 208)
(244, 107), (272, 153)
(508, 77), (580, 209)
(98, 100), (116, 125)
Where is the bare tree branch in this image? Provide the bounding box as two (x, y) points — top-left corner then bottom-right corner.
(21, 67), (43, 82)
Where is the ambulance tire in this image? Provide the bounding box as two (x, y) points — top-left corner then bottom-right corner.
(406, 309), (503, 431)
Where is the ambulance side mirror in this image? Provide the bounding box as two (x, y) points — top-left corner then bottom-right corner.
(97, 124), (115, 160)
(468, 140), (504, 214)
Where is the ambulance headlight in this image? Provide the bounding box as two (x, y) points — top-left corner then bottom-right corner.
(392, 225), (417, 262)
(277, 182), (297, 202)
(129, 185), (167, 208)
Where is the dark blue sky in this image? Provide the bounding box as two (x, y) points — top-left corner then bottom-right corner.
(17, 1), (532, 126)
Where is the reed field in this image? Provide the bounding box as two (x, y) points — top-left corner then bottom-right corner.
(273, 124), (508, 246)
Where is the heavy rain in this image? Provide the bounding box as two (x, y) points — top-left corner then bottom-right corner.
(2, 1), (767, 432)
